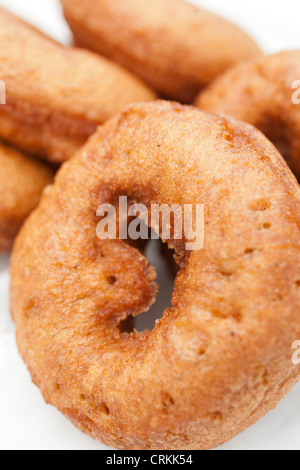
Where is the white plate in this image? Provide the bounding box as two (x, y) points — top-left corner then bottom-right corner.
(1, 0), (300, 451)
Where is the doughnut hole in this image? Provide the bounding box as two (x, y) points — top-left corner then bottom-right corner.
(104, 198), (177, 334)
(134, 238), (176, 333)
(116, 236), (177, 334)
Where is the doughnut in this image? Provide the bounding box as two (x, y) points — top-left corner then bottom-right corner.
(196, 51), (300, 179)
(10, 101), (300, 450)
(0, 8), (156, 163)
(0, 142), (53, 252)
(60, 0), (262, 103)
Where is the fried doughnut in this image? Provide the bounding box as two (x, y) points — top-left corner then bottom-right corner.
(60, 0), (262, 103)
(196, 51), (300, 179)
(0, 8), (156, 163)
(10, 101), (300, 450)
(0, 143), (53, 252)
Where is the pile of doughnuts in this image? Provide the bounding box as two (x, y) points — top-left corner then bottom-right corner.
(0, 143), (53, 252)
(3, 0), (300, 451)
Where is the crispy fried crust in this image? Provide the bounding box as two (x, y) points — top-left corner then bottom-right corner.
(0, 8), (156, 163)
(10, 102), (300, 449)
(60, 0), (262, 103)
(0, 143), (53, 252)
(196, 51), (300, 179)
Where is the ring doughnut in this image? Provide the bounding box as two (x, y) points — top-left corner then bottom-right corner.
(0, 142), (53, 252)
(196, 51), (300, 179)
(0, 8), (156, 163)
(60, 0), (262, 103)
(10, 101), (300, 450)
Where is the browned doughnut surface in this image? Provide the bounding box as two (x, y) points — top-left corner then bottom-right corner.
(196, 51), (300, 179)
(0, 8), (156, 163)
(10, 101), (300, 450)
(0, 143), (53, 252)
(60, 0), (261, 103)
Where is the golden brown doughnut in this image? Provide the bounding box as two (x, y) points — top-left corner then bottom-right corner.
(196, 51), (300, 179)
(60, 0), (262, 103)
(10, 101), (300, 450)
(0, 8), (156, 163)
(0, 142), (53, 252)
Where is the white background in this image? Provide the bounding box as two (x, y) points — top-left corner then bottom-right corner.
(1, 0), (300, 451)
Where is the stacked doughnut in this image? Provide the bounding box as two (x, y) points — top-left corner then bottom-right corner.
(5, 0), (300, 451)
(0, 143), (53, 252)
(196, 51), (300, 179)
(0, 7), (155, 250)
(11, 101), (300, 450)
(60, 0), (261, 102)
